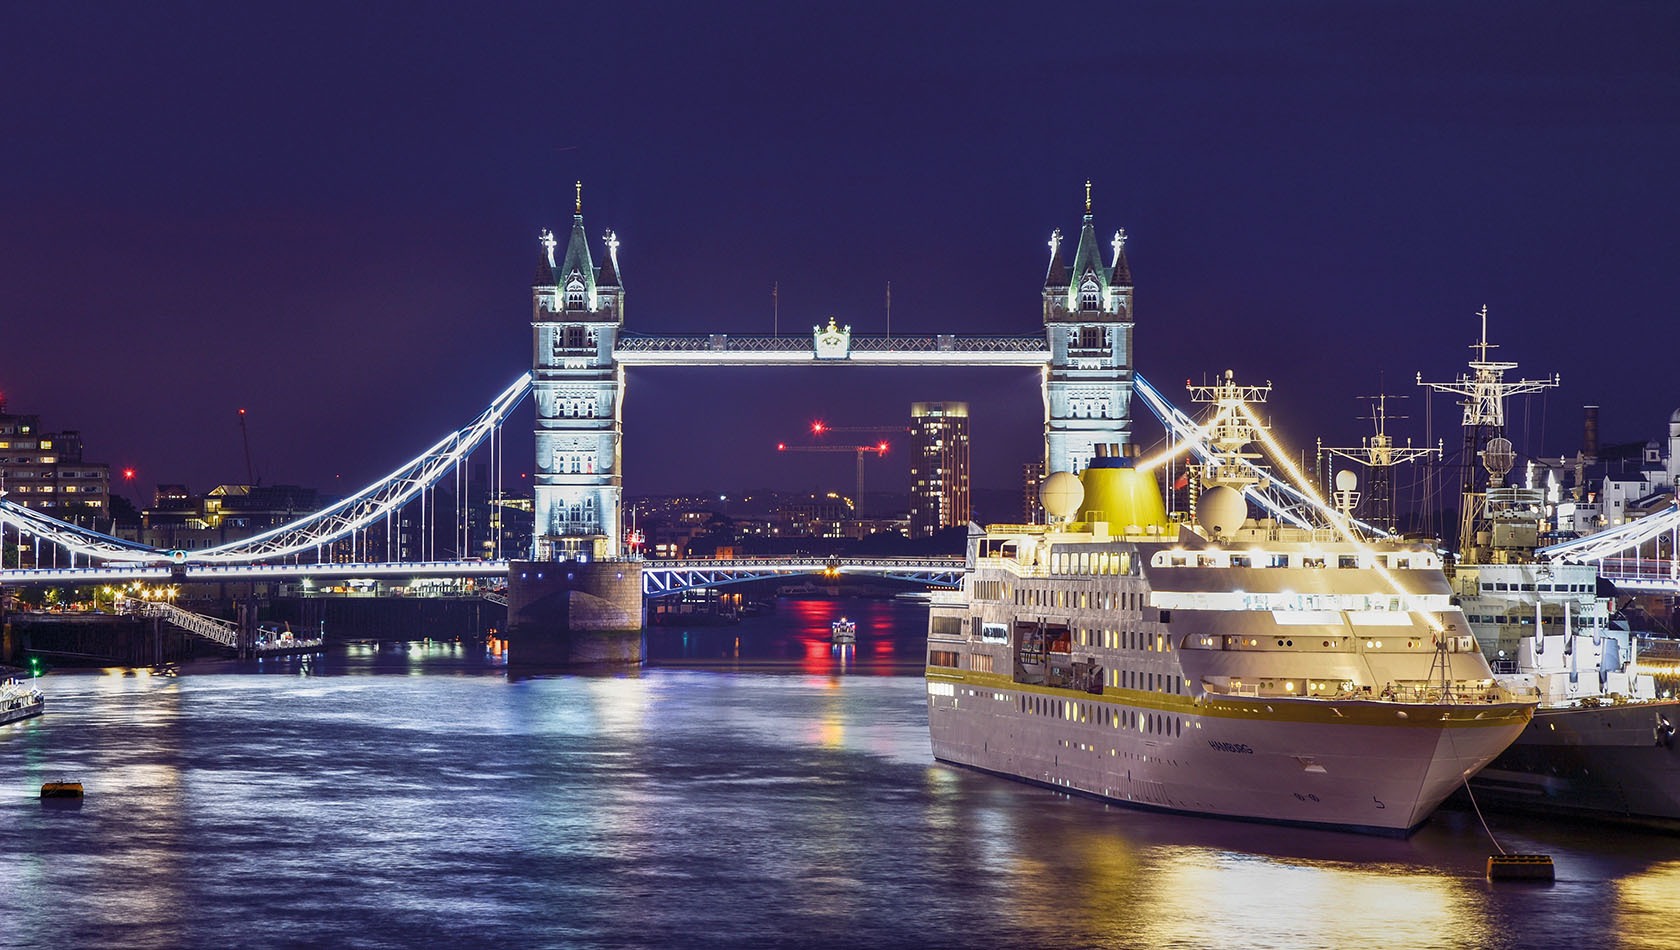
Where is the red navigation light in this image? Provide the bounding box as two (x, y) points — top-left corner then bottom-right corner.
(238, 408), (246, 415)
(777, 442), (786, 451)
(811, 420), (825, 435)
(877, 441), (888, 452)
(122, 468), (135, 480)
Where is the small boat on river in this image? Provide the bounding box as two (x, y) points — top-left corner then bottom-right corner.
(831, 618), (857, 646)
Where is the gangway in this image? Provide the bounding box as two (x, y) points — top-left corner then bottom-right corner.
(118, 598), (239, 648)
(117, 598), (325, 654)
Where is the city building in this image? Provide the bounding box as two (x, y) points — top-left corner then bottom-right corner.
(909, 402), (970, 538)
(0, 400), (111, 527)
(1540, 405), (1680, 538)
(142, 483), (322, 551)
(1021, 460), (1045, 524)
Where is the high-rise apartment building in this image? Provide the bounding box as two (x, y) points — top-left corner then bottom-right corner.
(909, 402), (970, 538)
(1021, 460), (1045, 524)
(0, 400), (110, 526)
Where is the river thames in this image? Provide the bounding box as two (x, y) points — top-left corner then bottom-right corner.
(4, 598), (1678, 949)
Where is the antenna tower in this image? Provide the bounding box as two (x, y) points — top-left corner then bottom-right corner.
(1317, 393), (1441, 534)
(1416, 307), (1558, 561)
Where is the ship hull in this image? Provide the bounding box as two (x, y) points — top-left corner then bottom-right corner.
(1467, 699), (1680, 831)
(928, 675), (1530, 835)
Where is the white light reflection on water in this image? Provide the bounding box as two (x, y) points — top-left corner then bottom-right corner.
(4, 625), (1680, 949)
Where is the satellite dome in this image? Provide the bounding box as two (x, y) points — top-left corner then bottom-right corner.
(1335, 469), (1358, 492)
(1197, 485), (1247, 538)
(1040, 471), (1084, 520)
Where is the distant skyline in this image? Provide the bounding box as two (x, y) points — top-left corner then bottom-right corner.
(3, 3), (1676, 504)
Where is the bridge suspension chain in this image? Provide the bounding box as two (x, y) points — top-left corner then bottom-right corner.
(1, 374), (532, 567)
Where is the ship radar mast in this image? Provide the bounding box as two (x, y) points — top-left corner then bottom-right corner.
(1185, 370), (1272, 496)
(1416, 306), (1559, 562)
(1317, 392), (1442, 534)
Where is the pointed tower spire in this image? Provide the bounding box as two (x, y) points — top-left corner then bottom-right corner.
(534, 229), (557, 286)
(557, 182), (597, 305)
(1044, 228), (1067, 288)
(1067, 183), (1108, 287)
(597, 229), (621, 287)
(1109, 228), (1132, 287)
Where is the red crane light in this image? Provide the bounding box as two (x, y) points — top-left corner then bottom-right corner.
(122, 468), (135, 480)
(811, 420), (826, 435)
(777, 442), (786, 451)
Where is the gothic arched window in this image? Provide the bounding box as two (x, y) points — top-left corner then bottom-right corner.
(565, 278), (586, 310)
(1080, 280), (1100, 312)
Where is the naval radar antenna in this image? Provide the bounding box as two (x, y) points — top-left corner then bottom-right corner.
(1416, 306), (1558, 564)
(1317, 393), (1442, 535)
(1185, 370), (1272, 493)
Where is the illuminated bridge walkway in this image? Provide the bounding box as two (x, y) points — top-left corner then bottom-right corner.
(0, 557), (966, 597)
(0, 371), (1390, 586)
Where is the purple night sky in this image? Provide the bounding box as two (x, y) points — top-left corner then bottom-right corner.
(2, 3), (1675, 506)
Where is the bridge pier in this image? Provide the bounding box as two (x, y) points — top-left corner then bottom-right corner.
(236, 599), (257, 659)
(505, 559), (643, 667)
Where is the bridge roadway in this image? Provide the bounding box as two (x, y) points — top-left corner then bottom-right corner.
(612, 333), (1049, 366)
(0, 556), (968, 596)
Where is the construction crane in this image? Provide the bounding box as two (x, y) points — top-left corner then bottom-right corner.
(776, 440), (889, 510)
(236, 408), (258, 487)
(809, 420), (908, 437)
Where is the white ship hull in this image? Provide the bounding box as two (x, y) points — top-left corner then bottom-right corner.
(2, 694), (44, 726)
(929, 674), (1530, 834)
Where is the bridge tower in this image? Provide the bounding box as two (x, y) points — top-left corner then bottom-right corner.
(530, 184), (625, 560)
(1042, 182), (1135, 475)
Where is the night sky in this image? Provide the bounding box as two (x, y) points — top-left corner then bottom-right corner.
(3, 2), (1675, 507)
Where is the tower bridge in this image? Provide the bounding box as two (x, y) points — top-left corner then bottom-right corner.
(0, 184), (1141, 631)
(28, 185), (1672, 610)
(530, 181), (1136, 560)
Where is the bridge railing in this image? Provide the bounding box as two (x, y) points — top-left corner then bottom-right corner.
(649, 556), (966, 570)
(1598, 558), (1679, 580)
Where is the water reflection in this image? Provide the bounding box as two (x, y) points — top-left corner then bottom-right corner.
(6, 610), (1680, 948)
(646, 596), (924, 675)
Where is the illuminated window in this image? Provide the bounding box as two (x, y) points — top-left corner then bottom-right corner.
(1080, 281), (1100, 311)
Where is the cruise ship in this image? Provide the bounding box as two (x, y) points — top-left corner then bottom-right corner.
(926, 399), (1536, 834)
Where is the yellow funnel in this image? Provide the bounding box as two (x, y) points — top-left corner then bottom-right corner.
(1077, 460), (1168, 531)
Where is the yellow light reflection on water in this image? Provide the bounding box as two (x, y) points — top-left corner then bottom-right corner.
(1615, 860), (1680, 950)
(989, 815), (1499, 950)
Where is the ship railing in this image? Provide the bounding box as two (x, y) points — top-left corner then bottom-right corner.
(975, 556), (1047, 577)
(1201, 679), (1534, 705)
(254, 638), (326, 654)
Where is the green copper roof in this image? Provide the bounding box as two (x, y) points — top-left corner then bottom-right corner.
(558, 214), (596, 298)
(1067, 213), (1110, 288)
